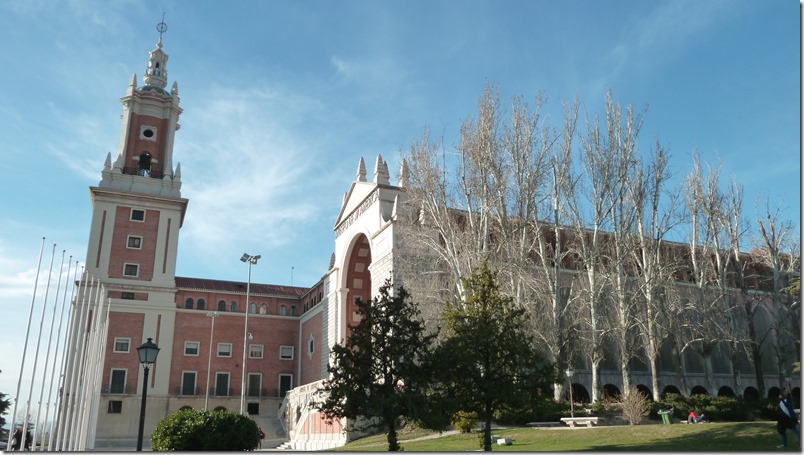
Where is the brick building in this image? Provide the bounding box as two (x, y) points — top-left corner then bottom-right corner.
(57, 30), (798, 451)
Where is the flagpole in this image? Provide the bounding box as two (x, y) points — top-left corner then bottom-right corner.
(42, 255), (72, 450)
(32, 249), (65, 449)
(53, 261), (79, 450)
(21, 243), (57, 451)
(64, 270), (90, 450)
(6, 238), (45, 449)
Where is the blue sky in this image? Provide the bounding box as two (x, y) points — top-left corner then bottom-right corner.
(0, 0), (799, 419)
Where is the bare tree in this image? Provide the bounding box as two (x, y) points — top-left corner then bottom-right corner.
(631, 143), (682, 400)
(755, 198), (800, 383)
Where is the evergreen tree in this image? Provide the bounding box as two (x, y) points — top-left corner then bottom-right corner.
(0, 392), (9, 432)
(434, 260), (542, 451)
(316, 279), (437, 451)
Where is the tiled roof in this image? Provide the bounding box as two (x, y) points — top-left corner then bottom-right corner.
(175, 276), (309, 298)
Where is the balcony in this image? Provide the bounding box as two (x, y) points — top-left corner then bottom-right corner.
(102, 384), (134, 394)
(176, 386), (200, 396)
(122, 166), (164, 179)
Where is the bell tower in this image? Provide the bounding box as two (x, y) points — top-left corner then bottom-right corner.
(86, 21), (188, 291)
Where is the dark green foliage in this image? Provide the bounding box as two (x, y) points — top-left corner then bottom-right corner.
(315, 280), (438, 452)
(451, 411), (478, 433)
(653, 393), (769, 422)
(150, 408), (259, 451)
(494, 392), (570, 425)
(430, 261), (544, 451)
(0, 392), (10, 430)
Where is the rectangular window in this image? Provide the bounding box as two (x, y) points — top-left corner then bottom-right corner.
(184, 341), (199, 356)
(249, 344), (263, 359)
(113, 337), (130, 353)
(127, 235), (142, 249)
(217, 343), (232, 357)
(109, 369), (126, 394)
(131, 209), (145, 221)
(279, 346), (294, 360)
(279, 374), (292, 398)
(123, 263), (139, 277)
(247, 373), (262, 397)
(108, 400), (122, 413)
(181, 371), (197, 396)
(121, 292), (135, 300)
(247, 402), (259, 415)
(215, 372), (230, 396)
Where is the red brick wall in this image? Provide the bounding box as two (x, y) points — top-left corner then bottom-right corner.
(102, 312), (146, 393)
(300, 312), (324, 385)
(108, 206), (160, 280)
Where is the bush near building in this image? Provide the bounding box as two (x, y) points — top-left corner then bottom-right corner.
(150, 408), (259, 451)
(650, 393), (777, 423)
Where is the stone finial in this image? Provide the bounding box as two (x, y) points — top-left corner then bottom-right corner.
(129, 73), (137, 88)
(399, 159), (409, 188)
(175, 162), (182, 181)
(103, 152), (112, 171)
(357, 157), (367, 182)
(374, 154), (390, 185)
(329, 253), (336, 270)
(171, 81), (179, 96)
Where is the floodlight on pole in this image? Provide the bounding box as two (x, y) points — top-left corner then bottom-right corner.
(239, 253), (260, 415)
(204, 312), (219, 411)
(136, 338), (160, 451)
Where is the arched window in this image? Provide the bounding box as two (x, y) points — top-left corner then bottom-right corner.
(249, 302), (257, 314)
(279, 305), (287, 316)
(197, 299), (205, 310)
(218, 300), (226, 312)
(290, 306), (297, 316)
(185, 298), (194, 309)
(138, 153), (152, 177)
(230, 301), (237, 312)
(259, 304), (267, 315)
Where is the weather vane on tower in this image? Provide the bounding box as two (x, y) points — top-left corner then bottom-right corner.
(157, 12), (167, 40)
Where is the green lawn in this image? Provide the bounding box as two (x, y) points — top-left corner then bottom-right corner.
(334, 422), (800, 451)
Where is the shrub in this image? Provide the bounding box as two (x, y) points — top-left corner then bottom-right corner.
(451, 411), (478, 433)
(621, 386), (650, 425)
(150, 408), (259, 451)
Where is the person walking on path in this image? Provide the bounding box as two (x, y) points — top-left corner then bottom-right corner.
(776, 388), (800, 449)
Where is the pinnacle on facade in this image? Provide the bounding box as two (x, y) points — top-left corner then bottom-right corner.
(399, 159), (409, 188)
(374, 154), (390, 185)
(356, 157), (367, 182)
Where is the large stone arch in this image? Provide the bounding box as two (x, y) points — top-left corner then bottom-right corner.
(341, 232), (373, 340)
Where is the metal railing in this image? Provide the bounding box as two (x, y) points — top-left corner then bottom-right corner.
(102, 384), (134, 394)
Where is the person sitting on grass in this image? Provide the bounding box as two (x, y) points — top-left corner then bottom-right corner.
(687, 410), (708, 424)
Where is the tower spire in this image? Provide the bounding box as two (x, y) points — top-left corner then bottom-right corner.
(143, 16), (169, 89)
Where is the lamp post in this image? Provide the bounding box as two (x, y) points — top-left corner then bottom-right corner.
(136, 338), (160, 451)
(240, 253), (260, 415)
(564, 367), (575, 418)
(204, 311), (219, 411)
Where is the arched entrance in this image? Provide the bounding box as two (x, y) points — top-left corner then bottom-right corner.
(344, 233), (372, 340)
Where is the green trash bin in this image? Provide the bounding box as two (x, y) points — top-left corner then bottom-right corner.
(658, 409), (673, 424)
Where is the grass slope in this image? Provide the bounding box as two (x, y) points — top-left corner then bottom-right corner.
(334, 422), (800, 451)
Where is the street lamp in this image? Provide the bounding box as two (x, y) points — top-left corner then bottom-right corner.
(136, 338), (160, 451)
(204, 311), (219, 411)
(564, 367), (575, 418)
(240, 253), (260, 415)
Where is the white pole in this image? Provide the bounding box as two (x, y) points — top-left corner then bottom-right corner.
(58, 267), (86, 450)
(66, 273), (93, 450)
(22, 243), (57, 451)
(205, 312), (218, 410)
(7, 237), (45, 449)
(49, 259), (77, 451)
(240, 261), (252, 414)
(33, 250), (66, 449)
